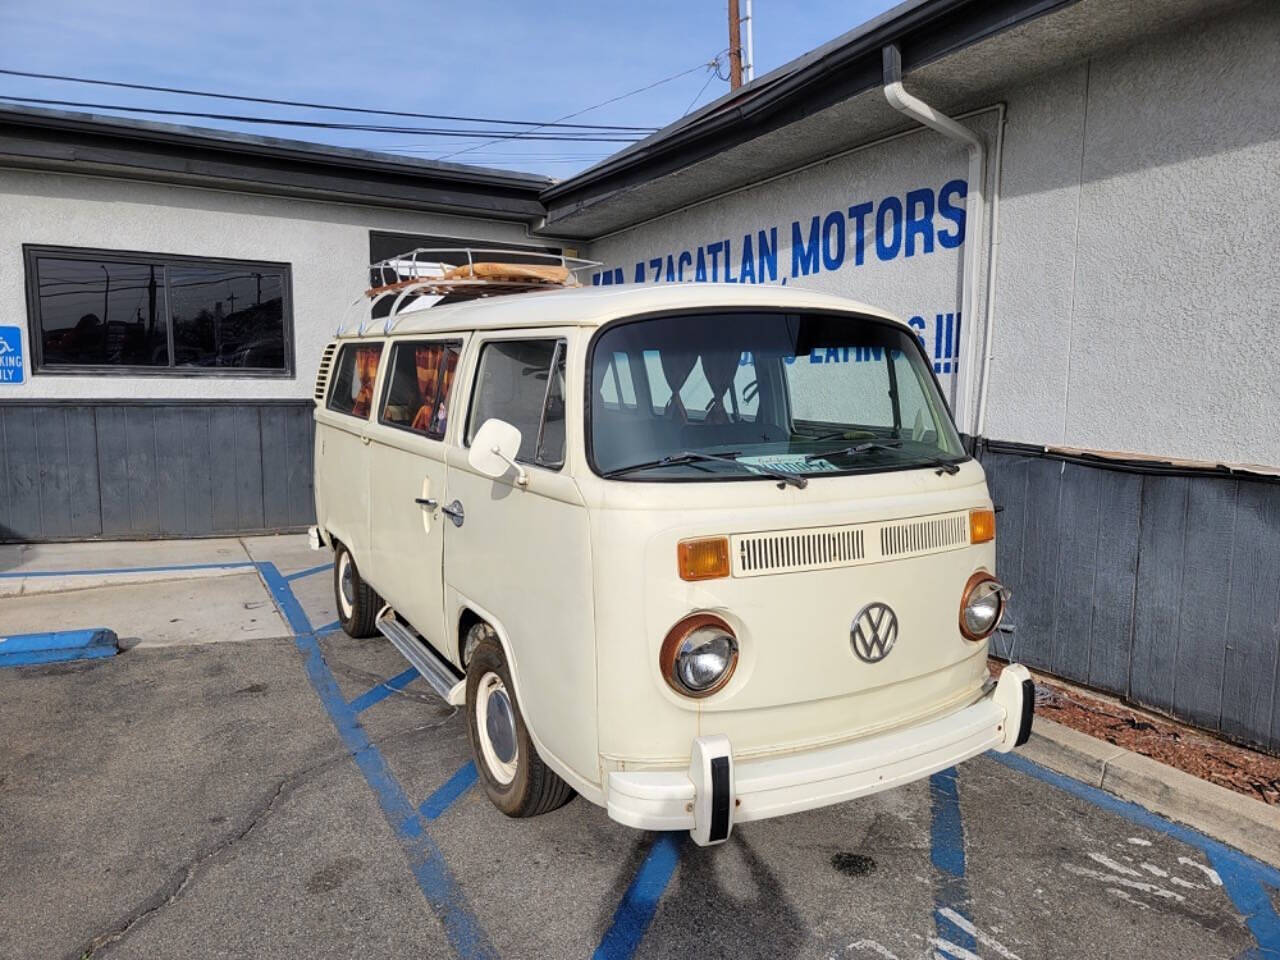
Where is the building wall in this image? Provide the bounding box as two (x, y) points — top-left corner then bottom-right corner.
(0, 169), (535, 540)
(583, 3), (1280, 749)
(586, 2), (1280, 468)
(0, 169), (535, 401)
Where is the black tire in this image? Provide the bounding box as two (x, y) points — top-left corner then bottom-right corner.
(464, 624), (575, 818)
(333, 542), (381, 639)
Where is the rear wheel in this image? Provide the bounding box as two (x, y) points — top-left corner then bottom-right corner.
(464, 625), (575, 818)
(333, 543), (381, 639)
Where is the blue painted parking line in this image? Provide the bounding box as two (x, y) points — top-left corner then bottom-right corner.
(0, 560), (254, 579)
(285, 562), (332, 582)
(313, 619), (341, 635)
(592, 831), (683, 960)
(0, 628), (119, 668)
(421, 763), (479, 821)
(993, 751), (1280, 958)
(349, 667), (421, 714)
(929, 767), (977, 957)
(256, 563), (498, 959)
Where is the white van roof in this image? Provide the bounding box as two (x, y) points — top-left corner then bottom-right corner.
(336, 282), (905, 338)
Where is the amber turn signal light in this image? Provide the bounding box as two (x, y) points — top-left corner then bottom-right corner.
(678, 537), (730, 581)
(969, 508), (996, 544)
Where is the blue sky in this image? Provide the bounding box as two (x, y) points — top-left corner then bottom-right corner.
(0, 1), (900, 178)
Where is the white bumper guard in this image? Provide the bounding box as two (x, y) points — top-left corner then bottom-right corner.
(607, 663), (1035, 846)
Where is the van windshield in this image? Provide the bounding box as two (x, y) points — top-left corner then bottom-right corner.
(589, 311), (966, 482)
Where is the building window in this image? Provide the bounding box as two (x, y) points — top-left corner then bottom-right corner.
(23, 246), (293, 376)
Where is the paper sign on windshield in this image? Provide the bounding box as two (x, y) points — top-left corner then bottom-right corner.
(738, 454), (837, 475)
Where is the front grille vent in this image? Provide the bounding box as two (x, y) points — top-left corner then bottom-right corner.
(734, 525), (866, 577)
(314, 342), (338, 402)
(880, 513), (969, 558)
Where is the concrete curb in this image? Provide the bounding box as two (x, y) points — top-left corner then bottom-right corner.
(1021, 717), (1280, 864)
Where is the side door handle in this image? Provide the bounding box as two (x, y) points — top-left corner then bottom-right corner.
(441, 500), (465, 527)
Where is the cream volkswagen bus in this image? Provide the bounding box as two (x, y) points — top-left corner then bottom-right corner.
(312, 253), (1032, 845)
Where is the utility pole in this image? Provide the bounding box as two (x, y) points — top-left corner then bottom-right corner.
(742, 0), (755, 83)
(728, 0), (743, 90)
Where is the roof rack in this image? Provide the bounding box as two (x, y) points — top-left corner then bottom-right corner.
(338, 247), (601, 336)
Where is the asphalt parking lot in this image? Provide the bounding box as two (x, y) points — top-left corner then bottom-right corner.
(2, 536), (1278, 960)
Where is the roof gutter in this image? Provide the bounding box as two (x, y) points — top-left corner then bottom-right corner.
(882, 43), (990, 438)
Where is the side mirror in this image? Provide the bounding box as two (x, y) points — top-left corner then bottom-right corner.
(468, 418), (529, 486)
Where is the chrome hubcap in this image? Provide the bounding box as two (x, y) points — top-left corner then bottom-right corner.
(339, 556), (355, 612)
(485, 689), (517, 765)
(475, 672), (518, 784)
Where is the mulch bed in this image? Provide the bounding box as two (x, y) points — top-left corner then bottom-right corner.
(990, 660), (1280, 806)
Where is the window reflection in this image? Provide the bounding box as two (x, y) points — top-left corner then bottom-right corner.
(35, 258), (169, 367)
(28, 249), (291, 374)
(170, 265), (285, 369)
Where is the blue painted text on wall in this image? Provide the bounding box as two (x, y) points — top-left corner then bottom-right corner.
(591, 179), (967, 288)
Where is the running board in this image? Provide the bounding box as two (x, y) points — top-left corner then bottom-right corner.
(375, 614), (467, 706)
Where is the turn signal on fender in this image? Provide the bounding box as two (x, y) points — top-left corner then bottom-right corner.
(678, 537), (730, 581)
(969, 508), (996, 545)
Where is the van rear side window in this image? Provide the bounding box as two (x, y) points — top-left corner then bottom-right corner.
(327, 343), (383, 419)
(466, 338), (567, 468)
(378, 340), (461, 439)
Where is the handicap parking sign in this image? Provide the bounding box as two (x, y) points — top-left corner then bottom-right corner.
(0, 326), (23, 384)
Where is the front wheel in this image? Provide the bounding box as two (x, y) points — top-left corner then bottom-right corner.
(464, 625), (575, 818)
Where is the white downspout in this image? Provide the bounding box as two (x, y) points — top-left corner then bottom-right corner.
(974, 104), (1006, 439)
(882, 44), (985, 440)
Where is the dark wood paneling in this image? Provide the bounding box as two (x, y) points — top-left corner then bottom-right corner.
(984, 452), (1029, 660)
(181, 408), (215, 536)
(0, 400), (314, 542)
(153, 407), (188, 536)
(95, 406), (131, 537)
(207, 408), (242, 533)
(2, 407), (41, 539)
(1171, 479), (1238, 730)
(34, 407), (72, 539)
(1086, 470), (1141, 695)
(982, 446), (1280, 753)
(124, 407), (160, 536)
(65, 407), (102, 537)
(1220, 481), (1280, 751)
(1050, 463), (1102, 684)
(1129, 475), (1190, 715)
(287, 405), (316, 528)
(259, 405), (292, 530)
(1011, 456), (1063, 669)
(234, 407), (266, 532)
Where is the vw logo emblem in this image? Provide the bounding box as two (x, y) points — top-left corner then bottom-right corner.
(850, 602), (898, 663)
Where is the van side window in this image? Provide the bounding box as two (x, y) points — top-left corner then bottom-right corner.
(327, 343), (383, 419)
(466, 338), (567, 468)
(378, 340), (462, 439)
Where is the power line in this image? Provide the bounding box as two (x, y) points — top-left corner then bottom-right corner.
(0, 67), (658, 132)
(436, 53), (727, 162)
(683, 65), (722, 117)
(0, 95), (646, 142)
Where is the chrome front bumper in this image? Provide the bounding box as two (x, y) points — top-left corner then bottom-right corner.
(605, 663), (1034, 845)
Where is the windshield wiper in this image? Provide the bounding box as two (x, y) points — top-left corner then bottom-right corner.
(804, 439), (961, 475)
(603, 450), (808, 489)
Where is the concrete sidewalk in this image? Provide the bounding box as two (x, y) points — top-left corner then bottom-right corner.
(0, 535), (323, 647)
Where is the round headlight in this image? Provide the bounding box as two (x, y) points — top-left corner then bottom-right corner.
(661, 613), (739, 698)
(959, 573), (1007, 641)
